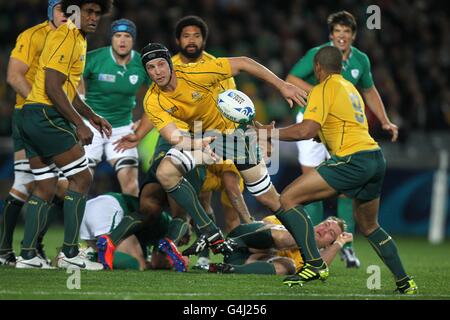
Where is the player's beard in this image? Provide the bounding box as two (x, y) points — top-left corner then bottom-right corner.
(180, 44), (203, 60)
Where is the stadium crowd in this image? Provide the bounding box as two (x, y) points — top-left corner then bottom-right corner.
(0, 0), (449, 141)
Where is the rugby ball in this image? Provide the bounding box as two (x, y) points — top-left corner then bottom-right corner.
(217, 89), (256, 124)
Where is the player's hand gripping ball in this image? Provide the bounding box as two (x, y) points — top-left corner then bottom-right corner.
(217, 89), (256, 124)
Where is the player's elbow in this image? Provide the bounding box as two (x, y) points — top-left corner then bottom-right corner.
(6, 69), (20, 88)
(299, 120), (320, 140)
(230, 56), (253, 75)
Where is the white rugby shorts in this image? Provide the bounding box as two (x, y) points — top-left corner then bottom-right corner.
(79, 195), (124, 240)
(295, 111), (330, 167)
(84, 121), (138, 163)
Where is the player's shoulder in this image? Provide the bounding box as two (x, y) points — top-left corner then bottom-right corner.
(202, 51), (217, 60)
(17, 21), (50, 39)
(351, 46), (370, 63)
(306, 42), (330, 56)
(87, 46), (109, 57)
(49, 21), (77, 42)
(143, 83), (160, 103)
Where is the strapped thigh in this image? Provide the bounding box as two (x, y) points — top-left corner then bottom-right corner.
(166, 148), (196, 174)
(12, 160), (35, 196)
(59, 156), (89, 177)
(114, 156), (139, 172)
(31, 163), (59, 181)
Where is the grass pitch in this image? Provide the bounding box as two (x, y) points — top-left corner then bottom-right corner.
(1, 227), (449, 300)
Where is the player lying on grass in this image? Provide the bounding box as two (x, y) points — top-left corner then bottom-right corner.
(114, 114), (253, 270)
(205, 215), (352, 275)
(97, 131), (255, 270)
(80, 192), (190, 271)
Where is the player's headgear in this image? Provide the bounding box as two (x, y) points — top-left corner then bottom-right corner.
(111, 19), (137, 40)
(141, 43), (173, 70)
(48, 0), (62, 21)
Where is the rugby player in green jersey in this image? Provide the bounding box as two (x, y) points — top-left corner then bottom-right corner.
(80, 19), (149, 197)
(286, 11), (399, 268)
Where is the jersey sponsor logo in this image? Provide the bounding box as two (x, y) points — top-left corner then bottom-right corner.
(80, 55), (85, 62)
(166, 105), (178, 114)
(117, 70), (125, 76)
(98, 74), (116, 83)
(351, 69), (360, 79)
(192, 91), (202, 101)
(59, 55), (65, 63)
(129, 75), (139, 85)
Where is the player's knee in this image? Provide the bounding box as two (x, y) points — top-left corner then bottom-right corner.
(12, 160), (35, 200)
(255, 187), (280, 212)
(114, 157), (138, 173)
(270, 257), (296, 275)
(360, 222), (380, 237)
(118, 170), (139, 196)
(280, 191), (301, 211)
(156, 157), (181, 188)
(67, 168), (92, 194)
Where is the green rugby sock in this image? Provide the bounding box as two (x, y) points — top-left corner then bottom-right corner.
(167, 217), (189, 245)
(337, 197), (354, 249)
(367, 227), (408, 282)
(20, 195), (51, 260)
(0, 195), (24, 254)
(109, 211), (143, 246)
(232, 228), (275, 250)
(167, 178), (219, 235)
(231, 262), (276, 275)
(62, 190), (86, 258)
(276, 206), (323, 267)
(304, 201), (324, 226)
(39, 197), (63, 238)
(113, 251), (141, 270)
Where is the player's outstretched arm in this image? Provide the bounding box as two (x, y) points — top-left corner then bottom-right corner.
(362, 86), (399, 142)
(113, 114), (154, 152)
(286, 74), (314, 93)
(72, 92), (112, 139)
(252, 120), (320, 142)
(228, 57), (308, 108)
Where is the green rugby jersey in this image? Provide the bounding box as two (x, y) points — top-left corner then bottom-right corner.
(289, 42), (374, 113)
(84, 46), (150, 127)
